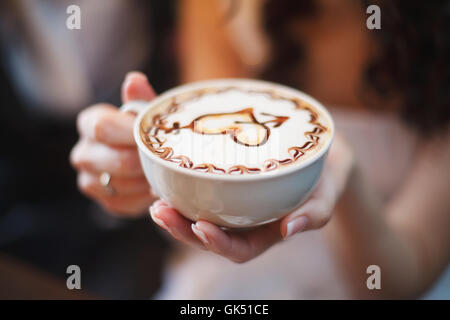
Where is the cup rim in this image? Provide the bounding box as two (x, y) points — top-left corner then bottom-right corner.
(133, 78), (334, 181)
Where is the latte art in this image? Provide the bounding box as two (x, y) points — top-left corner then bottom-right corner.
(151, 107), (289, 147)
(140, 86), (331, 175)
(192, 108), (274, 147)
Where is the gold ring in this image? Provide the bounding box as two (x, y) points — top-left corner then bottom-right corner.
(99, 172), (115, 196)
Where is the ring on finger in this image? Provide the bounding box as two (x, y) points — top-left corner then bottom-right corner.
(99, 172), (116, 196)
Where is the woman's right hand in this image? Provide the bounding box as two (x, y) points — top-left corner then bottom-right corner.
(70, 72), (157, 217)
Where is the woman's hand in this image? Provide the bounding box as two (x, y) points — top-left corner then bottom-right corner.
(150, 133), (355, 262)
(70, 72), (156, 216)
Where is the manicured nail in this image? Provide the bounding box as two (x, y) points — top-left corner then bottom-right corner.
(191, 223), (209, 244)
(122, 72), (146, 97)
(125, 71), (147, 82)
(152, 199), (167, 209)
(149, 206), (169, 232)
(284, 216), (309, 239)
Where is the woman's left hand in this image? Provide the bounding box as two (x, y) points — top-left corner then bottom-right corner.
(149, 133), (354, 263)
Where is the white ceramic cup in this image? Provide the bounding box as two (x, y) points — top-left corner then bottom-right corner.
(121, 79), (334, 228)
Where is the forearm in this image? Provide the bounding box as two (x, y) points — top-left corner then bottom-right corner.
(325, 164), (423, 299)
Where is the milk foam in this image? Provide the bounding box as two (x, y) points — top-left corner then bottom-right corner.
(141, 87), (331, 174)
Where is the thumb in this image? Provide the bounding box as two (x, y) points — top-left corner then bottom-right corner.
(121, 71), (156, 103)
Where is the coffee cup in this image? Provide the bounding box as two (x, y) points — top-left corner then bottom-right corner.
(121, 79), (334, 228)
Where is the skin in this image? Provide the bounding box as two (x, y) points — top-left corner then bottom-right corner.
(71, 72), (157, 217)
(71, 0), (450, 298)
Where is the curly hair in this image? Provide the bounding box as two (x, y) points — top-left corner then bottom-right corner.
(260, 0), (450, 136)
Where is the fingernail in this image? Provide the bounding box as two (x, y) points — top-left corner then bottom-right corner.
(125, 71), (147, 82)
(191, 223), (209, 244)
(284, 216), (308, 239)
(123, 72), (146, 95)
(149, 206), (169, 232)
(152, 199), (167, 209)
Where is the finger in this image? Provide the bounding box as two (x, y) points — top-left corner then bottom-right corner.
(97, 192), (153, 217)
(192, 220), (282, 263)
(280, 200), (316, 238)
(152, 199), (168, 209)
(281, 179), (335, 238)
(281, 171), (339, 239)
(70, 139), (143, 177)
(121, 71), (156, 103)
(77, 104), (136, 146)
(149, 204), (206, 250)
(77, 170), (151, 197)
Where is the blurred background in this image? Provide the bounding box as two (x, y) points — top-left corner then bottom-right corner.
(0, 0), (176, 299)
(0, 0), (448, 299)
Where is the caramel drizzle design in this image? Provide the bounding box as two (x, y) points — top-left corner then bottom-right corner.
(140, 87), (328, 175)
(149, 107), (289, 147)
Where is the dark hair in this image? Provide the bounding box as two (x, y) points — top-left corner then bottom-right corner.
(260, 0), (450, 136)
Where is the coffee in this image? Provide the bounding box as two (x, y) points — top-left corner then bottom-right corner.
(140, 84), (332, 175)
